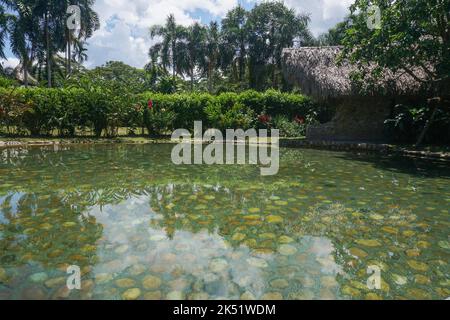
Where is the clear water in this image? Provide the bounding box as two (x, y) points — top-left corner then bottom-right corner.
(0, 144), (449, 300)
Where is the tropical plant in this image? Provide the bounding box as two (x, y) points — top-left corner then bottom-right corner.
(149, 14), (186, 80)
(246, 1), (312, 91)
(220, 5), (249, 86)
(342, 0), (450, 146)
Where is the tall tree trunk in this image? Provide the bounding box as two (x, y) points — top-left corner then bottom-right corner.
(172, 41), (176, 80)
(239, 43), (245, 83)
(23, 56), (28, 87)
(415, 97), (440, 147)
(272, 63), (277, 89)
(65, 29), (68, 75)
(45, 12), (52, 88)
(191, 68), (194, 91)
(208, 61), (212, 93)
(68, 32), (72, 75)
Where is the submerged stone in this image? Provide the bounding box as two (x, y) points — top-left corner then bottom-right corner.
(365, 293), (383, 300)
(144, 291), (162, 300)
(246, 257), (268, 268)
(44, 277), (66, 289)
(381, 226), (398, 234)
(370, 214), (384, 220)
(240, 291), (256, 300)
(122, 288), (141, 300)
(349, 247), (368, 259)
(279, 236), (294, 243)
(259, 233), (276, 239)
(21, 286), (47, 300)
(355, 239), (381, 247)
(270, 279), (289, 289)
(116, 278), (136, 288)
(414, 275), (431, 285)
(95, 273), (113, 284)
(279, 244), (297, 255)
(406, 249), (421, 257)
(392, 274), (407, 286)
(0, 268), (7, 282)
(261, 292), (283, 300)
(189, 292), (209, 300)
(29, 272), (48, 283)
(438, 241), (450, 250)
(406, 288), (431, 300)
(62, 222), (77, 228)
(129, 264), (146, 276)
(266, 215), (283, 223)
(231, 233), (246, 241)
(209, 259), (228, 273)
(166, 291), (184, 300)
(342, 285), (361, 297)
(143, 275), (162, 289)
(407, 260), (429, 272)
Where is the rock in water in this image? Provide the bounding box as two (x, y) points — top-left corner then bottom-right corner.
(115, 278), (136, 288)
(142, 275), (162, 290)
(279, 244), (297, 255)
(122, 288), (141, 300)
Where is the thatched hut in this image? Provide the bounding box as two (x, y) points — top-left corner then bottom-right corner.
(282, 46), (425, 142)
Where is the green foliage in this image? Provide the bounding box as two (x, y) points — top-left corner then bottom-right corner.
(384, 104), (450, 144)
(0, 76), (18, 88)
(4, 0), (100, 88)
(148, 2), (313, 92)
(1, 88), (315, 137)
(205, 101), (255, 131)
(341, 0), (450, 145)
(272, 115), (306, 138)
(143, 106), (176, 136)
(342, 0), (450, 96)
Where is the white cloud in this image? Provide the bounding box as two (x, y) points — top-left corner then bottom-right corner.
(84, 0), (352, 68)
(1, 57), (20, 69)
(284, 0), (353, 35)
(86, 0), (240, 68)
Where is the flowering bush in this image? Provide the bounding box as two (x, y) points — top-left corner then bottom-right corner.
(0, 88), (315, 137)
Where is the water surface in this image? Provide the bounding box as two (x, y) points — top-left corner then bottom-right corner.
(0, 144), (449, 300)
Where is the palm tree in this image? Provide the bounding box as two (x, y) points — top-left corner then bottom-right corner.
(246, 1), (312, 90)
(0, 2), (9, 61)
(221, 5), (249, 84)
(3, 0), (38, 86)
(149, 14), (186, 80)
(178, 22), (206, 91)
(64, 0), (99, 76)
(203, 21), (220, 92)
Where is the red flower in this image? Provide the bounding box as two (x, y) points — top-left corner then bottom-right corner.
(258, 114), (271, 124)
(294, 115), (305, 124)
(147, 100), (153, 110)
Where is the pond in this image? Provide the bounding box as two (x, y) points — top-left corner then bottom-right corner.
(0, 144), (449, 300)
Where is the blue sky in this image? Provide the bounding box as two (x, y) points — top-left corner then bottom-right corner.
(1, 0), (353, 69)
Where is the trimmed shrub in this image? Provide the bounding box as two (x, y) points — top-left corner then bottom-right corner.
(0, 88), (315, 137)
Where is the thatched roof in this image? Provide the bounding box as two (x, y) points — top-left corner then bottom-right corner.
(282, 46), (426, 100)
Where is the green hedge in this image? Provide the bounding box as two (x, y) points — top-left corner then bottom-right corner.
(0, 88), (315, 137)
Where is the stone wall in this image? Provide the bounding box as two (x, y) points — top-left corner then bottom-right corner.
(307, 97), (393, 142)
